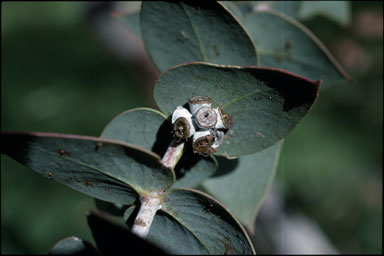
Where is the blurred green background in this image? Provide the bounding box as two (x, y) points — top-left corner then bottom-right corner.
(1, 1), (382, 254)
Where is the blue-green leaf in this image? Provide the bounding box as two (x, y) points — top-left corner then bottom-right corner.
(202, 141), (283, 229)
(49, 236), (99, 255)
(154, 62), (319, 157)
(125, 188), (255, 254)
(141, 1), (258, 72)
(1, 132), (175, 205)
(243, 9), (351, 88)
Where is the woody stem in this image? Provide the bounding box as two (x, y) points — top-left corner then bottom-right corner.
(131, 139), (184, 239)
(131, 192), (162, 239)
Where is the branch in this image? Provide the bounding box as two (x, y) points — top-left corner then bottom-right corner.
(131, 139), (184, 238)
(131, 192), (162, 239)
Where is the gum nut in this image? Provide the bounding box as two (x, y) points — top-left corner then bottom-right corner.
(171, 106), (191, 123)
(173, 117), (191, 139)
(188, 96), (212, 115)
(195, 106), (217, 129)
(192, 130), (215, 154)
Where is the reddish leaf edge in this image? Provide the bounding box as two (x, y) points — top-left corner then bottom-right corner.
(1, 131), (163, 162)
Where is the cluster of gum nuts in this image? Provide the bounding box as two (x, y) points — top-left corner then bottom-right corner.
(171, 96), (234, 156)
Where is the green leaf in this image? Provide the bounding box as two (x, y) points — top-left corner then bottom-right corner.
(87, 210), (167, 254)
(1, 132), (175, 205)
(125, 188), (255, 254)
(100, 108), (169, 154)
(154, 62), (319, 157)
(202, 141), (283, 230)
(100, 108), (217, 188)
(297, 1), (351, 26)
(220, 1), (244, 21)
(49, 236), (99, 255)
(140, 1), (258, 72)
(243, 9), (351, 88)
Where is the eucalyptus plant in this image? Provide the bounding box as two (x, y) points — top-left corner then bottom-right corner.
(1, 1), (351, 255)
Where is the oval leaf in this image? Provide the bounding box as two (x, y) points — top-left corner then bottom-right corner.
(202, 141), (283, 231)
(243, 9), (351, 88)
(100, 108), (169, 154)
(100, 108), (217, 188)
(141, 1), (258, 72)
(50, 236), (99, 255)
(1, 132), (175, 205)
(154, 62), (319, 157)
(125, 188), (255, 254)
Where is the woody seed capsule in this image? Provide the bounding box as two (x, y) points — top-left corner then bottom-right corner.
(188, 96), (212, 115)
(192, 130), (217, 156)
(173, 117), (190, 140)
(171, 106), (195, 139)
(195, 106), (217, 129)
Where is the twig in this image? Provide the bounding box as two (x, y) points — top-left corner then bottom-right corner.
(131, 138), (184, 238)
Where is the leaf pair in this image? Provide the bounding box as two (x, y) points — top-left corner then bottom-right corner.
(1, 128), (253, 254)
(137, 1), (351, 88)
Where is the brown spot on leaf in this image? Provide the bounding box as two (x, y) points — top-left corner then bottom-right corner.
(225, 246), (231, 255)
(58, 149), (70, 157)
(85, 179), (91, 186)
(94, 142), (103, 152)
(285, 41), (292, 49)
(218, 237), (233, 255)
(203, 203), (214, 213)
